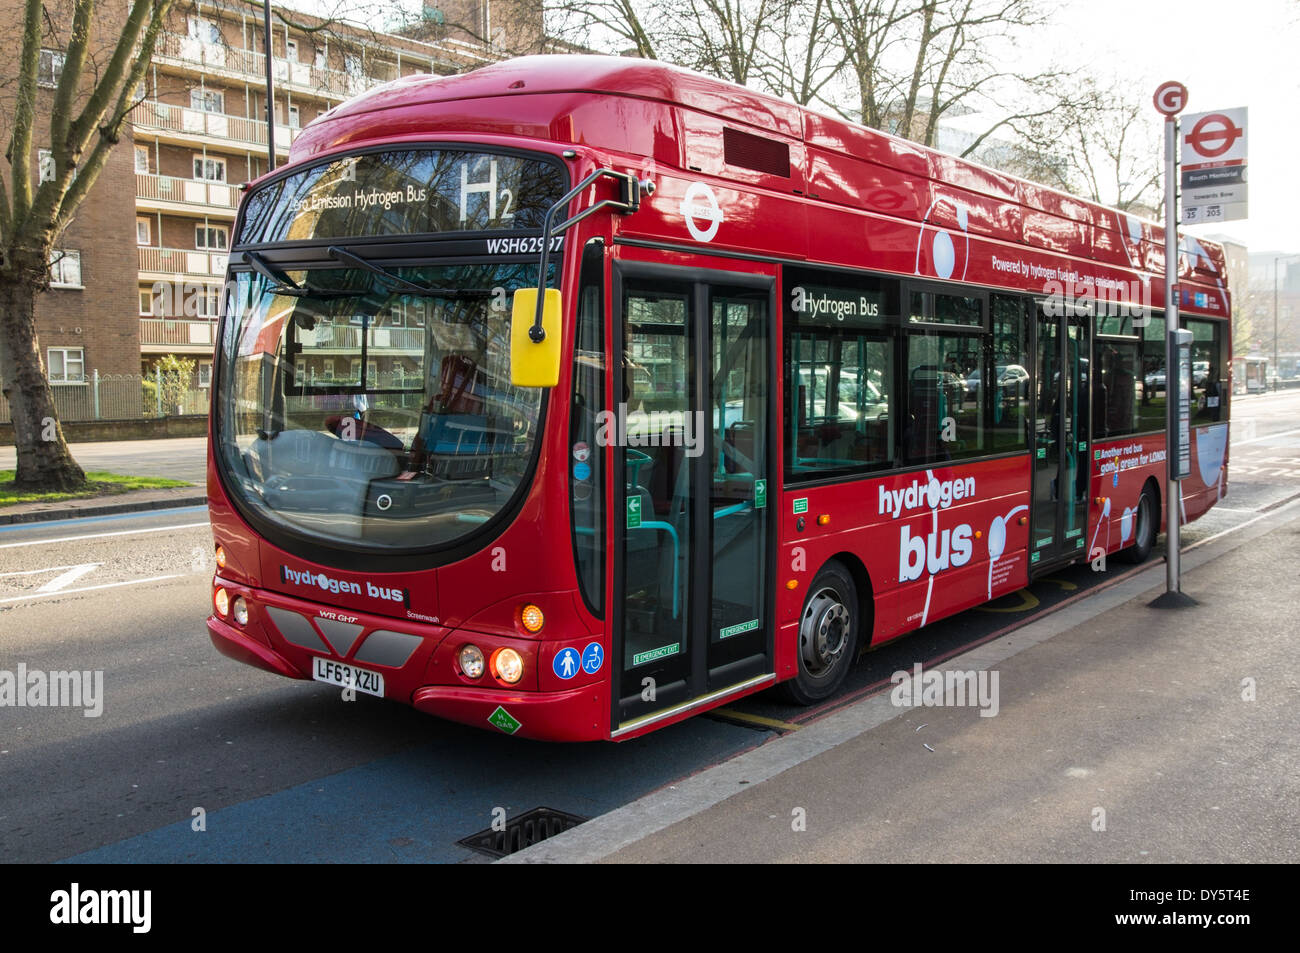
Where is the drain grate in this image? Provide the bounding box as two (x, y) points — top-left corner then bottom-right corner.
(458, 807), (587, 858)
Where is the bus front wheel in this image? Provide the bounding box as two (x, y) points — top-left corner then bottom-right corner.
(781, 560), (859, 705)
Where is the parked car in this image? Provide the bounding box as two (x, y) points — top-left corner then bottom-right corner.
(966, 363), (1029, 396)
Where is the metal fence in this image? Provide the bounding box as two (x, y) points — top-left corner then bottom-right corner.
(0, 372), (210, 423)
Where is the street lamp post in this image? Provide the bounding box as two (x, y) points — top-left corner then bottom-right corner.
(1275, 255), (1299, 389)
(264, 0), (275, 172)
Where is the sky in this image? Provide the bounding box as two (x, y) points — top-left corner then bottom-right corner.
(1038, 0), (1300, 254)
(286, 0), (1300, 254)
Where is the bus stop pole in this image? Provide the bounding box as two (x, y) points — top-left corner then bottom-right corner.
(1164, 114), (1181, 595)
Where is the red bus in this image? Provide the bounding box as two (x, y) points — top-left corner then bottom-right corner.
(206, 56), (1232, 741)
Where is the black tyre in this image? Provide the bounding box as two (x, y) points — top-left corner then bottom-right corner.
(780, 560), (859, 705)
(1118, 484), (1158, 564)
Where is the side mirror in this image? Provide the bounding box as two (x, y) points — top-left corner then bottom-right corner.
(510, 288), (562, 387)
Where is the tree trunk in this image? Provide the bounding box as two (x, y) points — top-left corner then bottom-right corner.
(0, 267), (86, 491)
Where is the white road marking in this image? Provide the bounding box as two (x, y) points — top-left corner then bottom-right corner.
(0, 574), (184, 605)
(0, 522), (208, 550)
(0, 563), (102, 579)
(36, 563), (102, 592)
(1184, 495), (1300, 551)
(1231, 426), (1300, 448)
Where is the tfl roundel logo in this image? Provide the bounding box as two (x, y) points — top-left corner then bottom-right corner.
(680, 182), (722, 243)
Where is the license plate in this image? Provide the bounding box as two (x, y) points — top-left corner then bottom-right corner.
(312, 657), (384, 698)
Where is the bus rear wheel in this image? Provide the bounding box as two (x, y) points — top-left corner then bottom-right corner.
(781, 560), (859, 705)
(1118, 485), (1157, 564)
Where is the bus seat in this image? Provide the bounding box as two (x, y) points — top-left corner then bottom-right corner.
(437, 354), (483, 414)
(724, 421), (757, 474)
(905, 366), (945, 462)
(647, 433), (684, 515)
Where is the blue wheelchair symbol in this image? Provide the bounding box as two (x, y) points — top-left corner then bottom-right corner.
(581, 641), (604, 675)
(553, 647), (581, 680)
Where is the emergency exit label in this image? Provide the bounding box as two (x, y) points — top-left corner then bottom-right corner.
(792, 497), (808, 514)
(627, 496), (642, 528)
(755, 479), (767, 509)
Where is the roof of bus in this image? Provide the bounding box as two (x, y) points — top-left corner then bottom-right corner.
(289, 54), (1227, 285)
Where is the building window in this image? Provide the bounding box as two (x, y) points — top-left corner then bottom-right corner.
(189, 88), (224, 114)
(188, 17), (221, 45)
(38, 149), (55, 183)
(194, 286), (220, 316)
(288, 105), (301, 129)
(49, 249), (82, 288)
(136, 217), (151, 245)
(139, 290), (157, 315)
(314, 47), (326, 69)
(192, 155), (226, 182)
(285, 39), (298, 62)
(38, 49), (65, 88)
(198, 362), (212, 388)
(134, 145), (150, 174)
(48, 348), (85, 383)
(195, 225), (228, 251)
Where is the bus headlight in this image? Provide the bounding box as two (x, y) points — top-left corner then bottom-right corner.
(459, 644), (485, 679)
(214, 587), (229, 617)
(232, 596), (249, 627)
(491, 648), (524, 684)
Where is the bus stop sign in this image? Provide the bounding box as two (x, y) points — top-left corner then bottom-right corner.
(1181, 107), (1248, 224)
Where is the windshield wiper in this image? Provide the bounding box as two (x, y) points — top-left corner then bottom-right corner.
(245, 251), (359, 299)
(326, 246), (491, 299)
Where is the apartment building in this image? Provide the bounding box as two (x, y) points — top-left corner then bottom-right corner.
(132, 0), (537, 390)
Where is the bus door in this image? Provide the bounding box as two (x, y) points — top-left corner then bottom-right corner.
(1031, 305), (1091, 568)
(611, 266), (774, 734)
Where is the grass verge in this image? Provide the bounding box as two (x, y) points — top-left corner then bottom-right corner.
(0, 470), (190, 507)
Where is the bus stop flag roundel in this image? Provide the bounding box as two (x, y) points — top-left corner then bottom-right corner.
(1181, 107), (1248, 224)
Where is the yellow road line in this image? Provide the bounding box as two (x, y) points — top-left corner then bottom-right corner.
(710, 708), (803, 732)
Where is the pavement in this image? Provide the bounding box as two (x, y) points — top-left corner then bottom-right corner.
(504, 498), (1300, 863)
(0, 437), (207, 524)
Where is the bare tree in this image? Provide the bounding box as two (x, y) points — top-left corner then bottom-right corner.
(996, 76), (1162, 214)
(546, 0), (804, 87)
(824, 0), (1054, 148)
(660, 1), (790, 86)
(392, 0), (560, 58)
(1, 0), (172, 491)
(732, 0), (845, 105)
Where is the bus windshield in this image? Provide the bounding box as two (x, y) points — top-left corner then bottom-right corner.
(215, 262), (548, 552)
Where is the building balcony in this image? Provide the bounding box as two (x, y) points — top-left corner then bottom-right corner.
(139, 317), (218, 354)
(131, 99), (299, 154)
(314, 324), (424, 351)
(149, 31), (388, 102)
(136, 173), (238, 216)
(139, 245), (228, 280)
